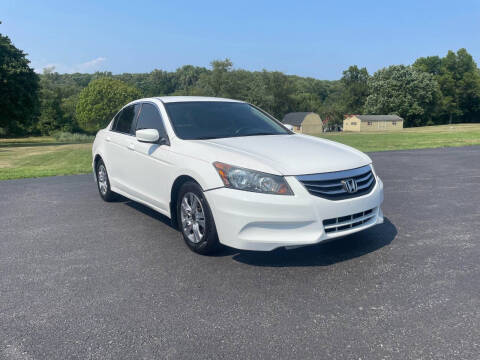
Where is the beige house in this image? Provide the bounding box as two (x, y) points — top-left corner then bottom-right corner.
(282, 112), (323, 134)
(343, 115), (404, 132)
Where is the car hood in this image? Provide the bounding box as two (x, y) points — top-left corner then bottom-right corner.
(190, 134), (371, 175)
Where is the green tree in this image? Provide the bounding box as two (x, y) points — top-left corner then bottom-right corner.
(145, 69), (175, 96)
(194, 59), (233, 97)
(60, 93), (79, 132)
(364, 65), (440, 127)
(173, 65), (208, 94)
(290, 92), (322, 113)
(260, 70), (294, 118)
(444, 49), (480, 123)
(33, 59), (348, 128)
(413, 56), (442, 76)
(76, 78), (141, 132)
(209, 58), (233, 96)
(414, 49), (480, 124)
(340, 65), (369, 114)
(0, 26), (39, 136)
(318, 85), (345, 127)
(37, 68), (66, 134)
(36, 68), (91, 134)
(242, 71), (273, 110)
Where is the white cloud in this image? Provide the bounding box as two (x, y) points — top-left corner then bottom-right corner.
(34, 57), (107, 74)
(73, 57), (107, 72)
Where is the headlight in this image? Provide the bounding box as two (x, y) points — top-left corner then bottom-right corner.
(213, 162), (293, 195)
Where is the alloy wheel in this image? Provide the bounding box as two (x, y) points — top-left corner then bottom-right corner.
(97, 164), (108, 196)
(180, 192), (206, 243)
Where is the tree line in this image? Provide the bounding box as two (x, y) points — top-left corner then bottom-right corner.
(1, 27), (480, 136)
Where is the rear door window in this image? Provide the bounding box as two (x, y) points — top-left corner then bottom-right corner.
(111, 110), (122, 131)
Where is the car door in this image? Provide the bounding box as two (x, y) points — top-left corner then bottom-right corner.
(129, 102), (174, 212)
(103, 110), (122, 182)
(105, 103), (141, 193)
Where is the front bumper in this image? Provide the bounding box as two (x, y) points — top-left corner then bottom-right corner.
(204, 175), (384, 251)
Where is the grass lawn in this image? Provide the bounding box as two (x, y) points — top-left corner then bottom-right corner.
(0, 137), (92, 180)
(317, 123), (480, 152)
(0, 124), (479, 180)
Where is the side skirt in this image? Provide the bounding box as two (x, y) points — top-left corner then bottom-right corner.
(110, 186), (172, 220)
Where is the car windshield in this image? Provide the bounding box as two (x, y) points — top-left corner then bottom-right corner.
(164, 101), (291, 140)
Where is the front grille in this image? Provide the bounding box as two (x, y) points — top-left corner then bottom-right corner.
(323, 208), (376, 234)
(296, 165), (376, 200)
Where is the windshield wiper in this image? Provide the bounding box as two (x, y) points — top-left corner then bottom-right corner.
(193, 136), (218, 140)
(193, 133), (282, 140)
(239, 132), (279, 137)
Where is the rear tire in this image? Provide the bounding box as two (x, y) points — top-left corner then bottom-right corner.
(96, 159), (117, 202)
(177, 182), (220, 255)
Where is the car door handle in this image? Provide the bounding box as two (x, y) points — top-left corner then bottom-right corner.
(106, 136), (111, 142)
(127, 143), (135, 151)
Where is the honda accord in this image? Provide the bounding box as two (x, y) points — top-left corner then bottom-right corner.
(92, 97), (384, 254)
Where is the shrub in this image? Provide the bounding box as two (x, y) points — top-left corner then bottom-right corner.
(76, 78), (141, 132)
(52, 131), (94, 143)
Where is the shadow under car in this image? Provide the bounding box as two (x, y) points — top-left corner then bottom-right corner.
(120, 196), (397, 267)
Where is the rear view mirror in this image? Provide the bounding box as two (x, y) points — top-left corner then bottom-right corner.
(284, 124), (294, 131)
(136, 129), (159, 143)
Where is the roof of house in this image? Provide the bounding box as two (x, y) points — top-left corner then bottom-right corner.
(350, 115), (403, 122)
(282, 112), (318, 126)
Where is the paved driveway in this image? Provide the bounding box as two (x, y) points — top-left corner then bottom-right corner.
(1, 146), (479, 359)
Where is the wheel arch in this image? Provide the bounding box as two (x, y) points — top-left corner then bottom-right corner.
(92, 154), (104, 182)
(170, 175), (201, 229)
(93, 154), (103, 171)
(93, 151), (112, 174)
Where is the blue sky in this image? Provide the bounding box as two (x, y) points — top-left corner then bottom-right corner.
(1, 0), (479, 80)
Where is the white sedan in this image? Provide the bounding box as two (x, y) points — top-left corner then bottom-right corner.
(92, 97), (384, 254)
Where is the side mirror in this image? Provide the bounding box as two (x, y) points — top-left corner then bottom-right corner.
(284, 124), (294, 131)
(136, 129), (159, 143)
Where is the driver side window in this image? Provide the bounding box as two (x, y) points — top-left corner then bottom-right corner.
(136, 103), (169, 142)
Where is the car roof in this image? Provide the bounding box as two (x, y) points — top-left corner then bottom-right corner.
(155, 96), (244, 103)
(124, 96), (245, 109)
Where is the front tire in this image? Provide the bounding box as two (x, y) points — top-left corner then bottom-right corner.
(177, 182), (220, 255)
(96, 159), (117, 202)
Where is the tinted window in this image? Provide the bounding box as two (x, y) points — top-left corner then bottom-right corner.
(111, 111), (121, 130)
(164, 102), (290, 140)
(136, 103), (167, 137)
(113, 104), (140, 134)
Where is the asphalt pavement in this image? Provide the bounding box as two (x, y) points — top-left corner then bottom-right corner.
(1, 146), (479, 359)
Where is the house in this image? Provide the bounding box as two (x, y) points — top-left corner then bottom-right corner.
(282, 112), (323, 134)
(343, 115), (404, 132)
